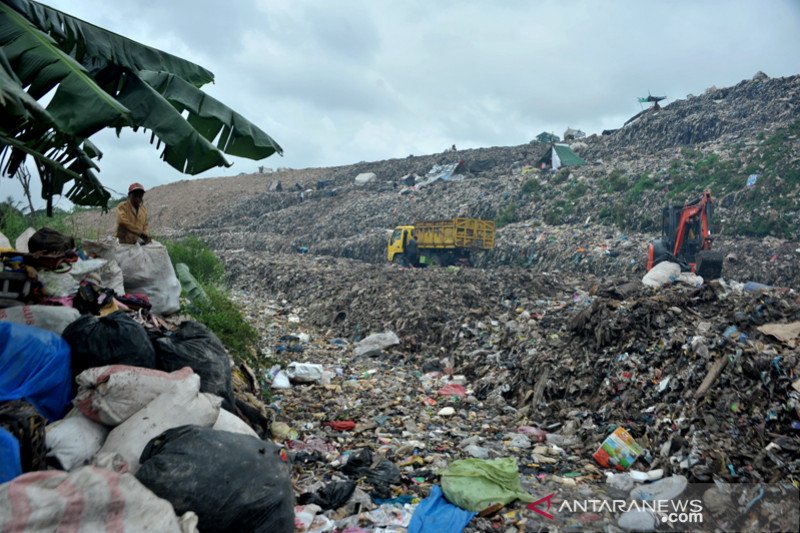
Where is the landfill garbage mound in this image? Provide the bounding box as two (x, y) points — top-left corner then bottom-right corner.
(584, 72), (800, 158)
(223, 250), (799, 531)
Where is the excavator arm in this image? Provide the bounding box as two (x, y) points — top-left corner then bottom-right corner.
(646, 190), (723, 279)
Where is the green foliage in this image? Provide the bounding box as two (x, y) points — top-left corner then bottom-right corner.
(495, 203), (518, 228)
(625, 174), (658, 203)
(164, 236), (225, 285)
(551, 168), (571, 185)
(604, 169), (629, 193)
(598, 202), (627, 229)
(165, 237), (258, 366)
(565, 180), (588, 200)
(190, 285), (259, 368)
(521, 178), (542, 196)
(543, 200), (574, 225)
(0, 204), (98, 243)
(1, 0), (281, 209)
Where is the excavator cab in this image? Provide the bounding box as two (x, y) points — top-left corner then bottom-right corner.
(647, 190), (723, 279)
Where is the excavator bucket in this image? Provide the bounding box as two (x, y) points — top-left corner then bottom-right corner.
(695, 250), (723, 280)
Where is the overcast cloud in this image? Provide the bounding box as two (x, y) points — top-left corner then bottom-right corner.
(4, 0), (800, 209)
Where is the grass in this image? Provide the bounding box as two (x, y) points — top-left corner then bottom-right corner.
(0, 204), (98, 243)
(164, 237), (260, 368)
(495, 203), (518, 228)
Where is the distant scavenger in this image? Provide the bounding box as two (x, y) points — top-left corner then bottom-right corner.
(116, 182), (151, 245)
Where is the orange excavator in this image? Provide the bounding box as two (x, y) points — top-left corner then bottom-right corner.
(646, 190), (723, 279)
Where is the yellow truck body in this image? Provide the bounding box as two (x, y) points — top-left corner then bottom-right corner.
(387, 218), (495, 266)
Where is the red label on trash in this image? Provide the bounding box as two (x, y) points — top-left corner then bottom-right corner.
(437, 383), (467, 398)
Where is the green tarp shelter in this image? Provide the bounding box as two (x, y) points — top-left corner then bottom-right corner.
(539, 143), (586, 170)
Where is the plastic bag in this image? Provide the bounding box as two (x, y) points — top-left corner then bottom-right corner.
(440, 458), (535, 512)
(341, 449), (401, 499)
(175, 263), (209, 305)
(0, 322), (72, 421)
(136, 425), (295, 533)
(641, 261), (681, 288)
(298, 480), (356, 510)
(99, 388), (220, 473)
(155, 321), (235, 411)
(115, 241), (181, 315)
(0, 466), (198, 532)
(13, 227), (35, 252)
(213, 408), (259, 437)
(408, 485), (476, 533)
(37, 270), (79, 297)
(74, 365), (198, 425)
(0, 427), (22, 482)
(45, 413), (109, 470)
(287, 362), (324, 383)
(0, 305), (80, 334)
(62, 311), (156, 379)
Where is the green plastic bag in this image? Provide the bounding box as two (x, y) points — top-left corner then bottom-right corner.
(440, 458), (534, 512)
(175, 263), (209, 305)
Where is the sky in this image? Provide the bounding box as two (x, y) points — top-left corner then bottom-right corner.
(3, 0), (800, 210)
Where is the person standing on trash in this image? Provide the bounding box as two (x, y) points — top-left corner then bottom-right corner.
(116, 182), (151, 245)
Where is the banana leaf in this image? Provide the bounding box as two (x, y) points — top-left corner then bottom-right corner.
(140, 70), (283, 160)
(2, 0), (213, 87)
(115, 71), (231, 174)
(0, 2), (130, 137)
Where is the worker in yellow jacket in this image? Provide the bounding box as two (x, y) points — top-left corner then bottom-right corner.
(116, 182), (151, 245)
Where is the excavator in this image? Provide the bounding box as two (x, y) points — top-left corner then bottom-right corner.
(646, 190), (724, 279)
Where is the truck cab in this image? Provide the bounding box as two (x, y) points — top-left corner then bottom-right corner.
(387, 225), (415, 263)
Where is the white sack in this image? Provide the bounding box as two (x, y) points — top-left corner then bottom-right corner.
(14, 227), (36, 253)
(354, 331), (400, 357)
(37, 270), (79, 297)
(74, 365), (198, 426)
(0, 231), (11, 249)
(0, 305), (80, 334)
(115, 241), (181, 314)
(641, 261), (681, 288)
(0, 466), (198, 533)
(98, 389), (221, 473)
(213, 409), (259, 437)
(286, 362), (324, 383)
(46, 414), (109, 470)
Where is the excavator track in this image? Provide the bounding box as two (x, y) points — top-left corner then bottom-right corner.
(695, 250), (724, 280)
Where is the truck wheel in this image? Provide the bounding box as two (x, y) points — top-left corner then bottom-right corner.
(393, 254), (408, 266)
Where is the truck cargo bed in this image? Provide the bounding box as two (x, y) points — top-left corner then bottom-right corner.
(414, 218), (495, 250)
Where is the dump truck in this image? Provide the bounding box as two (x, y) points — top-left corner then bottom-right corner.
(387, 218), (495, 267)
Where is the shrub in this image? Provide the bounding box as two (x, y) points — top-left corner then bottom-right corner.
(164, 236), (225, 285)
(495, 203), (518, 228)
(521, 178), (541, 196)
(165, 237), (258, 365)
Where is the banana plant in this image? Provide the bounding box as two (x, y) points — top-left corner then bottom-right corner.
(0, 0), (282, 212)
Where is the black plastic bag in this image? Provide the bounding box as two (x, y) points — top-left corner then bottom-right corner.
(62, 312), (156, 378)
(154, 321), (235, 411)
(136, 425), (294, 533)
(298, 480), (356, 510)
(341, 449), (401, 499)
(27, 227), (75, 254)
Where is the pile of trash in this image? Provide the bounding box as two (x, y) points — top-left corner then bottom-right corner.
(224, 251), (799, 531)
(1, 228), (293, 532)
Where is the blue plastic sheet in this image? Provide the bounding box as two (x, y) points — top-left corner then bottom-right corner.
(408, 485), (475, 533)
(0, 427), (23, 483)
(0, 322), (72, 421)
